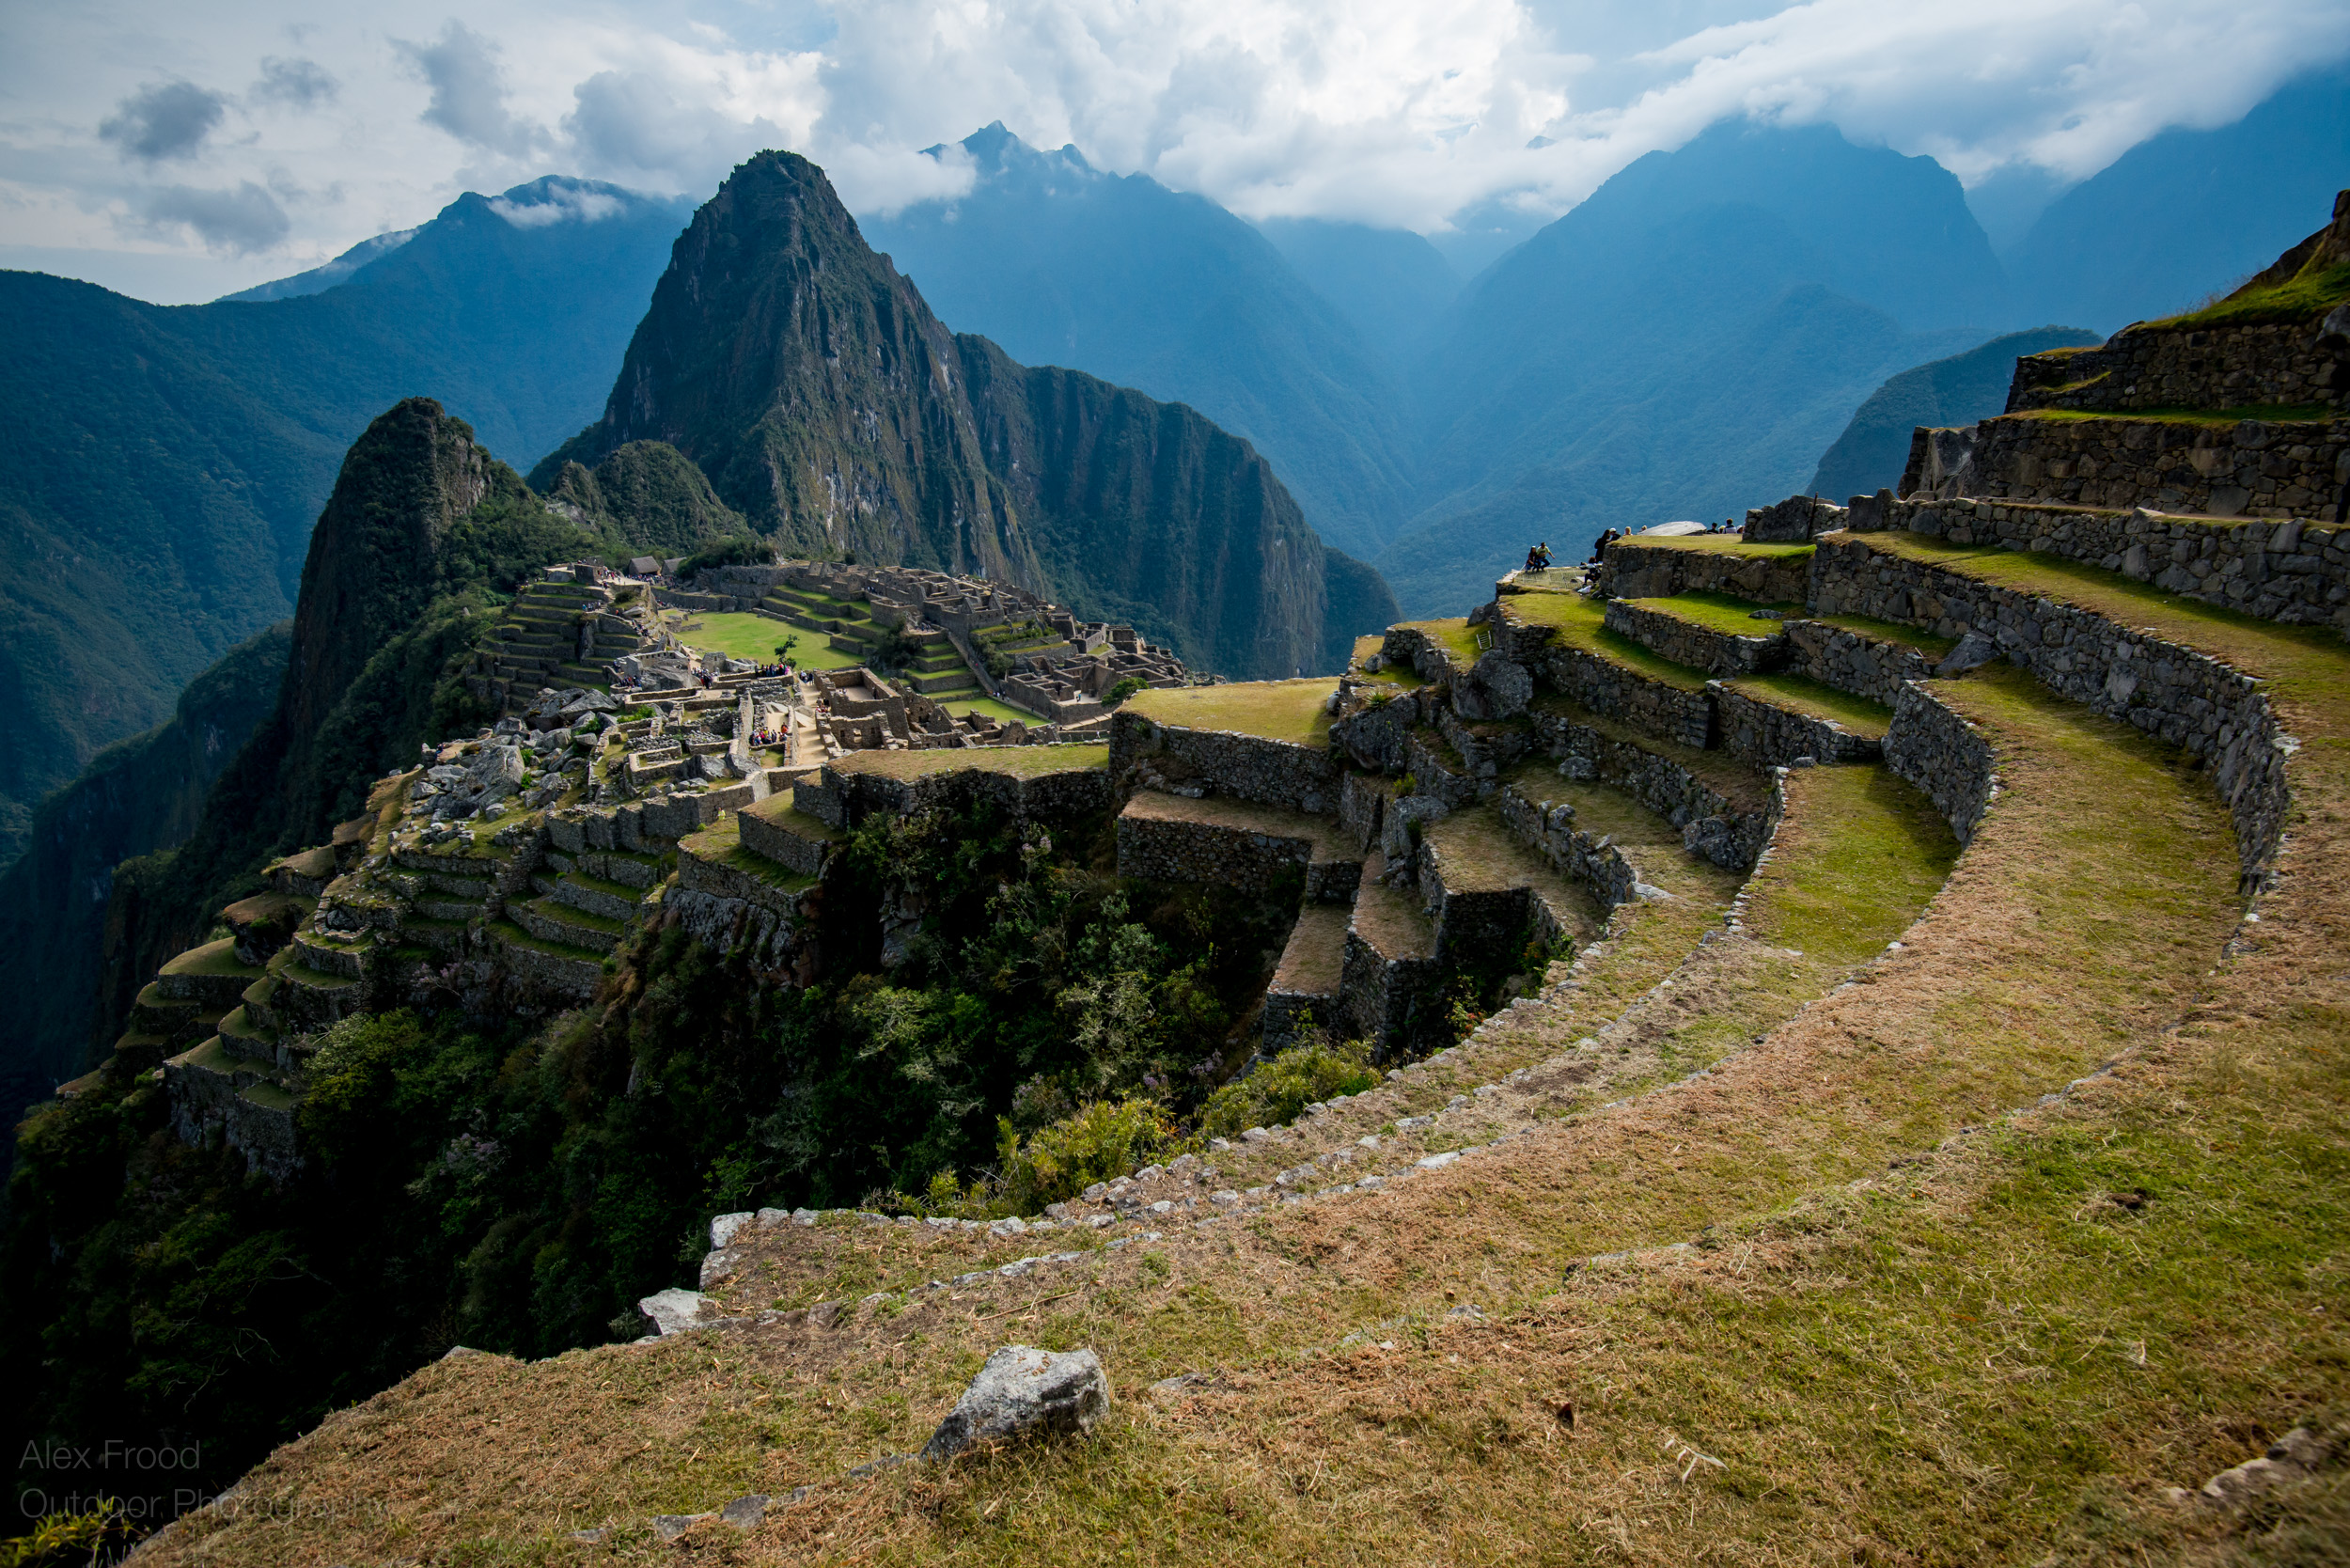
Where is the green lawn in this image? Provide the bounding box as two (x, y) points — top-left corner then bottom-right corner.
(1395, 617), (1486, 668)
(1123, 680), (1337, 746)
(1800, 609), (1959, 655)
(830, 744), (1111, 780)
(673, 612), (867, 670)
(938, 696), (1038, 727)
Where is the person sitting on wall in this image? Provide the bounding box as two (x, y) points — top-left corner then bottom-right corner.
(1524, 543), (1547, 572)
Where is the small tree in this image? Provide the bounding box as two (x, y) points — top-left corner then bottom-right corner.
(773, 633), (800, 665)
(1105, 676), (1148, 708)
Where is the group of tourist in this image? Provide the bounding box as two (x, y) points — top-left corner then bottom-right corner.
(1522, 541), (1556, 572)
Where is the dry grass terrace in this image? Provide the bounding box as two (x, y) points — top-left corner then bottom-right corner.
(1122, 680), (1337, 747)
(1504, 588), (1711, 691)
(1720, 671), (1894, 740)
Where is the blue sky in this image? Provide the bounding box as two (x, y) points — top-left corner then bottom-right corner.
(4, 0), (2345, 302)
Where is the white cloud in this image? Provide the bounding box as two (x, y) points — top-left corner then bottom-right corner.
(2, 0), (2345, 298)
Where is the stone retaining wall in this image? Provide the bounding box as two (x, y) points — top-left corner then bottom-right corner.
(1590, 542), (1814, 604)
(1528, 644), (1715, 750)
(1496, 780), (1640, 909)
(1887, 498), (2350, 626)
(1709, 682), (1881, 768)
(673, 843), (821, 973)
(1883, 683), (1998, 844)
(1338, 770), (1392, 852)
(1402, 729), (1486, 808)
(1745, 494), (1849, 542)
(1903, 414), (2348, 524)
(1109, 712), (1342, 815)
(1604, 599), (1789, 675)
(1338, 931), (1440, 1056)
(163, 1053), (300, 1182)
(2006, 320), (2348, 416)
(1522, 706), (1772, 871)
(1812, 534), (2291, 873)
(1783, 618), (1942, 705)
(1328, 687), (1426, 773)
(1115, 808), (1324, 898)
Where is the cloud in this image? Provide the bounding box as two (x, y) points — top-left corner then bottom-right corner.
(250, 56), (337, 110)
(396, 22), (548, 157)
(486, 182), (624, 226)
(98, 80), (230, 164)
(136, 181), (292, 252)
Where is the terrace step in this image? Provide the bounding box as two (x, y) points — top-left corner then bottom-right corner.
(1416, 803), (1600, 963)
(1116, 792), (1362, 902)
(290, 930), (371, 981)
(533, 869), (648, 923)
(155, 939), (270, 1010)
(738, 797), (841, 879)
(486, 918), (608, 998)
(1708, 674), (1889, 767)
(1262, 902), (1351, 1049)
(511, 897), (626, 955)
(1337, 852), (1440, 1050)
(1603, 593), (1795, 676)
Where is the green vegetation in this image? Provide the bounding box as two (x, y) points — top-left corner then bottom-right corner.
(672, 612), (863, 669)
(1197, 1035), (1379, 1138)
(1800, 609), (1959, 654)
(2152, 259), (2350, 328)
(1123, 680), (1338, 746)
(991, 1097), (1186, 1212)
(1397, 617), (1486, 667)
(832, 744), (1110, 781)
(2009, 402), (2338, 427)
(1622, 534), (1817, 559)
(1723, 670), (1896, 739)
(1506, 589), (1713, 691)
(1626, 589), (1800, 636)
(936, 696), (1040, 728)
(1740, 762), (1956, 962)
(675, 532), (772, 575)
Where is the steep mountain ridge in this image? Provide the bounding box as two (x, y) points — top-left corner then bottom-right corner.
(858, 126), (1418, 556)
(539, 149), (1388, 681)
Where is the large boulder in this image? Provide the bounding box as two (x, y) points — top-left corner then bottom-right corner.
(636, 1288), (722, 1337)
(921, 1344), (1110, 1461)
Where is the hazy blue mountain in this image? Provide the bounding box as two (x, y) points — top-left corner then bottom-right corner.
(1810, 325), (2107, 500)
(1253, 217), (1460, 365)
(2006, 68), (2350, 330)
(220, 227), (422, 303)
(1378, 119), (2006, 617)
(0, 176), (690, 872)
(856, 125), (1416, 557)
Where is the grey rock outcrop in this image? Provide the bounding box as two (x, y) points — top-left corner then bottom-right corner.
(920, 1344), (1110, 1461)
(636, 1287), (722, 1337)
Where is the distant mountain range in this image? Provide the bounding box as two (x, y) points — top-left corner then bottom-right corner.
(0, 177), (693, 867)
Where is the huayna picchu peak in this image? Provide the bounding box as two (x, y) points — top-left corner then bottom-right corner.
(9, 149), (2350, 1568)
(534, 150), (1386, 684)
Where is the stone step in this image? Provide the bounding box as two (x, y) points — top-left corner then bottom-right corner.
(216, 1004), (281, 1068)
(129, 981), (201, 1039)
(1338, 852), (1440, 1051)
(217, 892), (312, 966)
(486, 918), (607, 999)
(738, 797), (841, 878)
(1115, 791), (1361, 902)
(1416, 803), (1599, 964)
(1263, 902), (1352, 1050)
(539, 870), (646, 922)
(108, 1028), (172, 1074)
(904, 667), (981, 694)
(271, 845), (340, 898)
(1494, 763), (1731, 912)
(511, 897), (626, 954)
(290, 930), (371, 981)
(274, 956), (364, 1031)
(155, 939), (271, 1010)
(399, 915), (473, 958)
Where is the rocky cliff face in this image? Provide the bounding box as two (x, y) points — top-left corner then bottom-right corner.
(545, 441), (746, 555)
(535, 150), (1385, 679)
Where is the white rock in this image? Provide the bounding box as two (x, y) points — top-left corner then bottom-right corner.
(637, 1288), (721, 1337)
(710, 1211), (755, 1248)
(921, 1345), (1110, 1461)
(1417, 1152), (1461, 1170)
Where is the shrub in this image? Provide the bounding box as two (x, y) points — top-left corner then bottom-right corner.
(677, 533), (774, 576)
(1198, 1034), (1378, 1139)
(995, 1096), (1185, 1212)
(1105, 677), (1147, 707)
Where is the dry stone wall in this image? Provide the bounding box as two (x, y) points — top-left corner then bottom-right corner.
(1903, 414), (2349, 524)
(1589, 542), (1813, 604)
(1496, 779), (1640, 909)
(1115, 805), (1330, 899)
(1528, 644), (1714, 750)
(1784, 618), (1941, 705)
(1745, 494), (1849, 542)
(1709, 682), (1880, 767)
(2007, 321), (2348, 416)
(1883, 683), (1998, 844)
(1522, 704), (1771, 870)
(1108, 712), (1342, 815)
(1605, 600), (1789, 675)
(1811, 534), (2291, 873)
(1888, 497), (2349, 626)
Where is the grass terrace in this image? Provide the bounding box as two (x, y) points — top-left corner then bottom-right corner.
(1525, 689), (1771, 812)
(2149, 258), (2350, 329)
(1503, 588), (1712, 692)
(675, 816), (817, 894)
(1122, 679), (1338, 747)
(674, 612), (868, 670)
(1721, 670), (1895, 740)
(827, 743), (1111, 781)
(2005, 403), (2340, 428)
(160, 938), (267, 980)
(1500, 761), (1746, 903)
(1623, 588), (1800, 636)
(1619, 534), (1818, 560)
(935, 696), (1037, 728)
(1799, 609), (1959, 656)
(1395, 617), (1487, 669)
